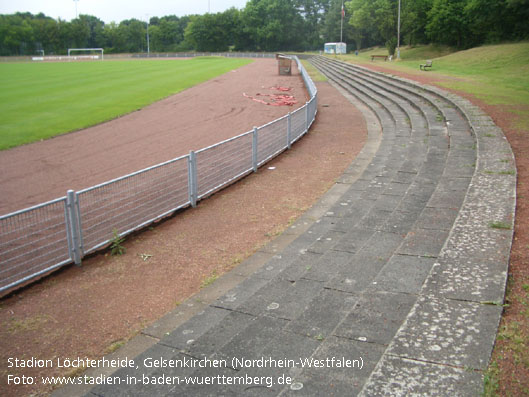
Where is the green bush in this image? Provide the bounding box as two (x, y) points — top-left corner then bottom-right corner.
(386, 37), (397, 56)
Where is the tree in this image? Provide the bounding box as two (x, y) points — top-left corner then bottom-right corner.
(464, 0), (529, 44)
(346, 0), (380, 50)
(119, 19), (147, 53)
(294, 0), (331, 50)
(400, 0), (431, 46)
(345, 0), (435, 51)
(0, 14), (35, 55)
(78, 15), (105, 48)
(148, 16), (191, 52)
(184, 9), (239, 52)
(1, 4), (528, 57)
(426, 0), (469, 47)
(69, 16), (90, 48)
(239, 0), (307, 51)
(506, 0), (529, 39)
(31, 16), (61, 54)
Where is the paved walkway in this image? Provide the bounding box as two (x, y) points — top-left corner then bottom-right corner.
(65, 57), (515, 396)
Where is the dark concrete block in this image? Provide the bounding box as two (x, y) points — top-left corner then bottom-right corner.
(395, 193), (430, 214)
(237, 278), (324, 320)
(281, 336), (386, 396)
(392, 171), (417, 184)
(372, 194), (403, 211)
(373, 254), (437, 294)
(307, 230), (345, 254)
(356, 209), (393, 231)
(160, 306), (232, 350)
(397, 228), (450, 257)
(332, 228), (376, 254)
(383, 181), (410, 197)
(331, 213), (365, 233)
(334, 291), (416, 344)
(301, 250), (354, 282)
(185, 310), (256, 358)
(251, 254), (295, 281)
(415, 207), (459, 231)
(278, 252), (323, 282)
(379, 210), (418, 235)
(218, 315), (289, 366)
(235, 278), (295, 317)
(286, 288), (356, 338)
(437, 176), (472, 192)
(427, 188), (467, 209)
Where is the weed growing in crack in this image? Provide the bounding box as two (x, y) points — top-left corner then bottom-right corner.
(488, 221), (512, 230)
(110, 229), (126, 256)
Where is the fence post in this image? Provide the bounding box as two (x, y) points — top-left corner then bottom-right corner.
(287, 112), (292, 149)
(66, 190), (82, 265)
(305, 101), (310, 133)
(252, 126), (258, 172)
(188, 151), (198, 207)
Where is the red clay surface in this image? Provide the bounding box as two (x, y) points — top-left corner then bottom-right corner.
(0, 59), (367, 396)
(0, 58), (308, 215)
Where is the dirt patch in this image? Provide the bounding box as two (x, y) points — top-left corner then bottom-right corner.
(0, 62), (367, 396)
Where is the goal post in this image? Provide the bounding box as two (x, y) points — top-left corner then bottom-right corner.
(68, 48), (104, 61)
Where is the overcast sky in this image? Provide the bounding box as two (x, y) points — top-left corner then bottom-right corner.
(0, 0), (250, 23)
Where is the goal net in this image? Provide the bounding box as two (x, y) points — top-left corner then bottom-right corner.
(67, 48), (104, 61)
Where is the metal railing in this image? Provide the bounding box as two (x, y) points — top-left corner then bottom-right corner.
(0, 56), (317, 293)
(132, 52), (276, 59)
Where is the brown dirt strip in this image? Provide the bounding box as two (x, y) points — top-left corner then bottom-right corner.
(0, 62), (367, 396)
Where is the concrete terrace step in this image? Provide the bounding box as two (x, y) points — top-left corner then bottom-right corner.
(78, 56), (515, 396)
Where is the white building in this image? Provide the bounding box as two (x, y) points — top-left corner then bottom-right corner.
(324, 42), (347, 55)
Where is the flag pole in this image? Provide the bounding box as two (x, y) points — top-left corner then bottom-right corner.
(340, 1), (344, 43)
(397, 0), (401, 59)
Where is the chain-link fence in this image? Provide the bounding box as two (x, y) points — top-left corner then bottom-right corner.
(0, 198), (71, 291)
(0, 55), (317, 294)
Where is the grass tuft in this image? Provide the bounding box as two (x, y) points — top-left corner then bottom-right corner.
(488, 221), (512, 230)
(483, 360), (500, 397)
(200, 271), (218, 289)
(301, 59), (328, 82)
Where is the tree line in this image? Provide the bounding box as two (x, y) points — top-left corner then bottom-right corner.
(1, 0), (527, 56)
(347, 0), (529, 53)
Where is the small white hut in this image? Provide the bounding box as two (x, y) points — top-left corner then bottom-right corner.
(324, 42), (347, 55)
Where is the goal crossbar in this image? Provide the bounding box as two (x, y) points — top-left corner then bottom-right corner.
(68, 48), (104, 60)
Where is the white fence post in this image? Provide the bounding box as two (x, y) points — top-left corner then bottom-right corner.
(66, 190), (82, 265)
(305, 101), (310, 133)
(188, 151), (198, 207)
(287, 112), (292, 149)
(252, 127), (258, 172)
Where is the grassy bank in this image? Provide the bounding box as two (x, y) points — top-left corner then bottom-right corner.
(338, 42), (529, 109)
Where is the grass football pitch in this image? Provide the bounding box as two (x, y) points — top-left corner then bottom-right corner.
(0, 57), (252, 150)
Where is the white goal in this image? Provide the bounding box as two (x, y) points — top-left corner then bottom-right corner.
(68, 48), (104, 61)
